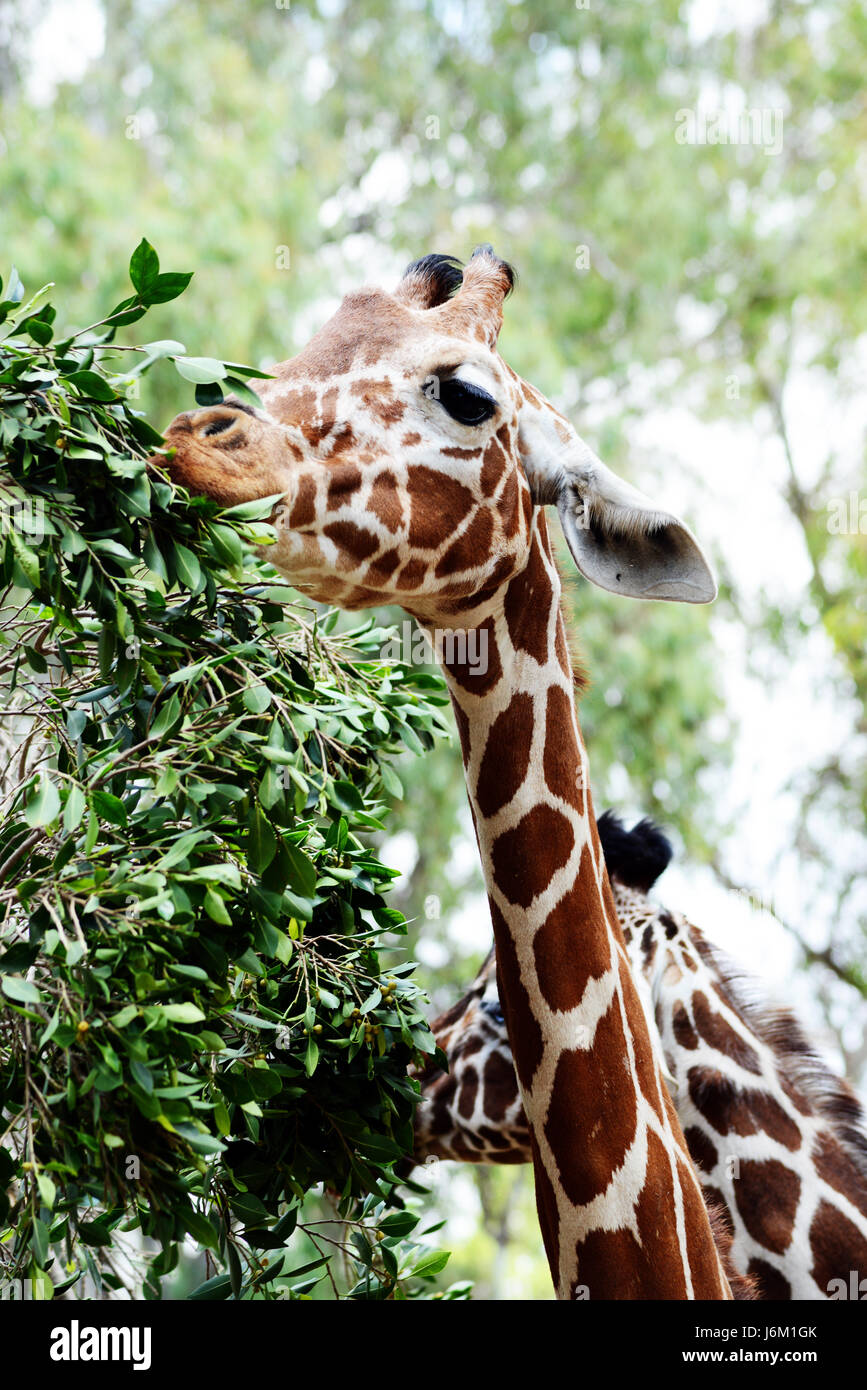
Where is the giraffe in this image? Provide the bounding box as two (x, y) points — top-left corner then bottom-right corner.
(159, 246), (733, 1299)
(412, 812), (867, 1300)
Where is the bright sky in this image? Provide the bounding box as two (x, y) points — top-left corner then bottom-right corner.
(24, 0), (105, 104)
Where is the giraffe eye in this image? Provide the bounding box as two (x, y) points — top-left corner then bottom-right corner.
(481, 999), (505, 1025)
(437, 377), (497, 426)
(202, 416), (237, 437)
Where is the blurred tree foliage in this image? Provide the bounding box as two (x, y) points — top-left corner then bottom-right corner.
(1, 0), (865, 1295)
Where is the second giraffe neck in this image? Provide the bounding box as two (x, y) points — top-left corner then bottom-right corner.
(437, 519), (729, 1299)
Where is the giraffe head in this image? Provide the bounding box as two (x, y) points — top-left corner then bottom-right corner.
(411, 946), (531, 1166)
(161, 247), (716, 624)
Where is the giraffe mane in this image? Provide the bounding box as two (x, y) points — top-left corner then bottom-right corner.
(703, 1198), (759, 1301)
(550, 550), (590, 691)
(690, 927), (867, 1183)
(596, 811), (673, 893)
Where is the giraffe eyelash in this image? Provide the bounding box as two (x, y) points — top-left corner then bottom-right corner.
(433, 377), (498, 426)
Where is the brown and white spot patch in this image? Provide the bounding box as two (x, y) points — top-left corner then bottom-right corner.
(733, 1159), (799, 1254)
(491, 805), (574, 908)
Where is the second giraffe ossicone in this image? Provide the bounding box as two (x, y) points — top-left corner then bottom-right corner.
(413, 813), (867, 1301)
(161, 246), (731, 1299)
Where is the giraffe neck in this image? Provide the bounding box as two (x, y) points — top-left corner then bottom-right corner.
(437, 517), (730, 1299)
(624, 890), (867, 1301)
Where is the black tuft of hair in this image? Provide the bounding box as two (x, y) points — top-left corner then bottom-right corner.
(401, 253), (464, 306)
(597, 810), (673, 892)
(471, 243), (517, 297)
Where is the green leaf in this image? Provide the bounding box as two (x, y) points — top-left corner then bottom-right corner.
(205, 522), (243, 569)
(139, 338), (186, 359)
(159, 1003), (206, 1024)
(65, 370), (119, 402)
(148, 271), (194, 304)
(27, 317), (53, 346)
(62, 784), (86, 834)
(10, 531), (40, 587)
(195, 380), (223, 407)
(174, 356), (228, 384)
(227, 1241), (243, 1297)
(150, 691), (183, 737)
(223, 376), (262, 409)
(130, 1059), (154, 1094)
(91, 790), (127, 826)
(283, 841), (317, 897)
(332, 779), (364, 813)
(24, 774), (60, 827)
(5, 266), (24, 303)
(37, 1006), (60, 1050)
(186, 863), (241, 888)
(2, 976), (44, 1005)
(203, 886), (232, 924)
(32, 1216), (50, 1265)
(37, 1172), (57, 1210)
(168, 660), (208, 685)
(379, 1211), (419, 1237)
(229, 1192), (270, 1225)
(243, 684), (271, 714)
(410, 1249), (450, 1278)
(182, 1208), (219, 1250)
(172, 542), (203, 591)
(78, 1219), (113, 1247)
(258, 764), (283, 811)
(174, 1125), (224, 1156)
(380, 762), (403, 799)
(168, 963), (210, 982)
(188, 1273), (232, 1301)
(129, 238), (160, 295)
(219, 494), (286, 521)
(248, 809), (276, 874)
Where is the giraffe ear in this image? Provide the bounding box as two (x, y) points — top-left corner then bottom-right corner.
(554, 455), (717, 603)
(522, 423), (716, 603)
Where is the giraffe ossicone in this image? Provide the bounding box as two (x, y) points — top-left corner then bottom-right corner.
(161, 247), (731, 1299)
(414, 813), (867, 1302)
